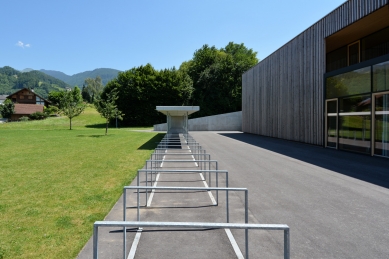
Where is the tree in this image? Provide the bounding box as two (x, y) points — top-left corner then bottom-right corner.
(83, 76), (104, 103)
(58, 87), (86, 130)
(103, 64), (194, 126)
(81, 85), (92, 103)
(185, 42), (258, 118)
(48, 91), (66, 107)
(0, 99), (14, 119)
(94, 90), (124, 135)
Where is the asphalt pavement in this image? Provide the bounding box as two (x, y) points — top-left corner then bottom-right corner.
(78, 131), (389, 258)
(190, 131), (389, 259)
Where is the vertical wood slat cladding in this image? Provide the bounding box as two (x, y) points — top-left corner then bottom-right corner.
(242, 0), (388, 145)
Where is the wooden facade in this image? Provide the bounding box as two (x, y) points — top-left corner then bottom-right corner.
(242, 0), (389, 145)
(7, 88), (49, 106)
(6, 88), (50, 121)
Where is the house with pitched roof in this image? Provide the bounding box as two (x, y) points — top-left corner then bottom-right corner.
(6, 88), (50, 121)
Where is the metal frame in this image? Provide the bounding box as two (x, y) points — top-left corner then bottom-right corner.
(347, 40), (361, 66)
(325, 98), (338, 149)
(145, 159), (218, 188)
(150, 153), (211, 160)
(123, 186), (247, 223)
(372, 91), (389, 157)
(92, 132), (291, 259)
(93, 221), (290, 259)
(137, 169), (229, 204)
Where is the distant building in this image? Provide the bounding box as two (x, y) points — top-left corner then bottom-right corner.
(242, 0), (389, 158)
(6, 88), (50, 121)
(0, 95), (8, 104)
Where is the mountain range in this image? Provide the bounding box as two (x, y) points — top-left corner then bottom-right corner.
(39, 68), (121, 87)
(0, 66), (121, 98)
(0, 66), (70, 98)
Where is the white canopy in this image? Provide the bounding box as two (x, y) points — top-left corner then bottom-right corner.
(156, 106), (199, 116)
(156, 106), (200, 134)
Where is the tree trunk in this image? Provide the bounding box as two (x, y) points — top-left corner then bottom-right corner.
(70, 118), (72, 130)
(105, 121), (108, 135)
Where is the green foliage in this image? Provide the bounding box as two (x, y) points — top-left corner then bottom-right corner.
(19, 116), (29, 122)
(94, 90), (124, 135)
(48, 91), (66, 107)
(58, 87), (86, 129)
(0, 66), (70, 97)
(186, 42), (258, 117)
(0, 247), (5, 259)
(0, 99), (14, 119)
(29, 112), (48, 120)
(0, 108), (162, 258)
(41, 68), (120, 87)
(81, 86), (92, 103)
(44, 105), (59, 116)
(83, 77), (103, 103)
(104, 64), (194, 126)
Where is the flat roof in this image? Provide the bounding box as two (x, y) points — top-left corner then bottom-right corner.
(156, 106), (200, 116)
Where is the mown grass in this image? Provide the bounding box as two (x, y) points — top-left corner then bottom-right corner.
(0, 107), (163, 258)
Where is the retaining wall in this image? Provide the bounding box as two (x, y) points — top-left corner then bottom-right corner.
(154, 111), (242, 131)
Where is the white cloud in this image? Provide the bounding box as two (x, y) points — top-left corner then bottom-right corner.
(16, 41), (31, 48)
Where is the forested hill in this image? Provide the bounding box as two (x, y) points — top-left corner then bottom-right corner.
(40, 68), (120, 87)
(0, 66), (70, 98)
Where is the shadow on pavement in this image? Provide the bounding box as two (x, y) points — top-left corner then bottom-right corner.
(109, 228), (217, 233)
(138, 133), (165, 150)
(219, 132), (389, 189)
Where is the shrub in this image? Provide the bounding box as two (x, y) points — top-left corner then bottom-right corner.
(0, 99), (14, 119)
(44, 105), (59, 116)
(19, 116), (29, 122)
(29, 112), (48, 120)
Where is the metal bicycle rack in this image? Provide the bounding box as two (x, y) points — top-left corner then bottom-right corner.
(93, 131), (290, 259)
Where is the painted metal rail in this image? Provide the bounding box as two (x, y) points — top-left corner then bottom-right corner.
(93, 221), (290, 259)
(123, 186), (247, 222)
(92, 132), (290, 259)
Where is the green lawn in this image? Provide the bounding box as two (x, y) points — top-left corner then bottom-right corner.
(0, 107), (163, 259)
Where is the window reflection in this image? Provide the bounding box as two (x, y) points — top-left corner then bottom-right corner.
(326, 100), (337, 148)
(374, 94), (389, 157)
(338, 94), (371, 154)
(326, 67), (371, 99)
(373, 61), (389, 92)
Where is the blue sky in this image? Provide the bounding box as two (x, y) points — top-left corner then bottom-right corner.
(1, 0), (345, 75)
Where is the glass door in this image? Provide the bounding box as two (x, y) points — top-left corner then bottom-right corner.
(326, 99), (338, 148)
(372, 92), (389, 157)
(338, 94), (371, 154)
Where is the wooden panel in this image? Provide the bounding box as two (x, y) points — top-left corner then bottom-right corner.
(326, 5), (389, 52)
(242, 0), (388, 145)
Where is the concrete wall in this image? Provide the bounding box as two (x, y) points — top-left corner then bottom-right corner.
(154, 111), (242, 131)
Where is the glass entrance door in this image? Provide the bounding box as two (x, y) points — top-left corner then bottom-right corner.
(372, 92), (389, 157)
(326, 99), (338, 148)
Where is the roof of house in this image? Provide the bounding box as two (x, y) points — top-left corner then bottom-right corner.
(0, 95), (8, 100)
(7, 88), (49, 102)
(14, 103), (44, 115)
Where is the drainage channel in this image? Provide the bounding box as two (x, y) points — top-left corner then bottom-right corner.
(93, 133), (290, 259)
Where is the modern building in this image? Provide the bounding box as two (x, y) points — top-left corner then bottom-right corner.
(242, 0), (389, 158)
